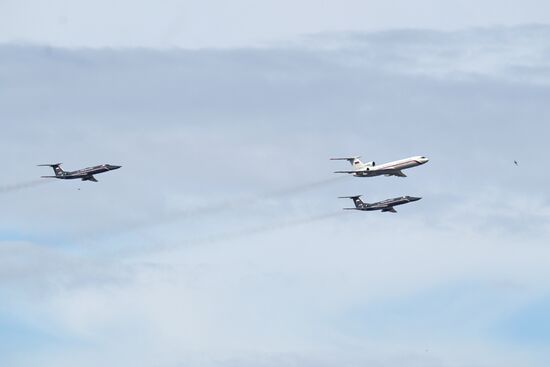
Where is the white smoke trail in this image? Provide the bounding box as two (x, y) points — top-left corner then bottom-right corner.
(121, 210), (342, 257)
(0, 179), (49, 194)
(78, 176), (345, 241)
(183, 210), (341, 247)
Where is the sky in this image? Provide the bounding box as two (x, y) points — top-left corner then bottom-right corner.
(1, 2), (550, 367)
(2, 0), (550, 48)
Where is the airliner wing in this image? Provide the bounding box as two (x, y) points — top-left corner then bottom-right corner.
(335, 169), (406, 177)
(379, 169), (407, 177)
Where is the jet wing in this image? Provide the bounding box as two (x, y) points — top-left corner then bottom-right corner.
(382, 207), (397, 213)
(82, 175), (98, 182)
(382, 169), (407, 177)
(335, 169), (407, 177)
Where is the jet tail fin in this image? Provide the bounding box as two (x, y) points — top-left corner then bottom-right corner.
(37, 163), (64, 176)
(338, 195), (365, 208)
(331, 156), (371, 170)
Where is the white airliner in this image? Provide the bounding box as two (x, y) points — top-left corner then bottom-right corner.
(330, 155), (429, 177)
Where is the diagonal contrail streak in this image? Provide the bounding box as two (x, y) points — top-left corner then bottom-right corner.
(123, 210), (342, 257)
(77, 176), (345, 241)
(184, 211), (341, 247)
(167, 175), (345, 217)
(0, 179), (49, 194)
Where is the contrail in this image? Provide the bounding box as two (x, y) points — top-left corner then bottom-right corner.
(77, 176), (345, 241)
(128, 210), (342, 256)
(0, 179), (49, 194)
(159, 175), (345, 218)
(191, 210), (341, 247)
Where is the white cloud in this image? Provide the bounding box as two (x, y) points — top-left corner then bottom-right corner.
(307, 25), (550, 85)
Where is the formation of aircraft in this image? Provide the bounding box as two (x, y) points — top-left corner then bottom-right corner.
(334, 154), (428, 213)
(331, 155), (429, 177)
(34, 153), (427, 214)
(339, 195), (421, 213)
(38, 163), (121, 182)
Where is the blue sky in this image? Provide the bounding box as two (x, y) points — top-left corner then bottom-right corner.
(1, 3), (550, 367)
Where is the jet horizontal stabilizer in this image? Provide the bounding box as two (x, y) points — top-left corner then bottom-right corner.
(330, 156), (360, 161)
(37, 163), (62, 167)
(338, 195), (362, 199)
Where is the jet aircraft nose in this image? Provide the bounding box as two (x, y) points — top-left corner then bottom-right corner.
(408, 196), (422, 202)
(106, 164), (122, 170)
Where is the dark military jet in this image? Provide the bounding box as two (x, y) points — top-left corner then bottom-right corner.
(38, 163), (121, 182)
(339, 195), (421, 213)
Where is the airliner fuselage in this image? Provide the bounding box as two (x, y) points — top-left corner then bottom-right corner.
(331, 155), (429, 177)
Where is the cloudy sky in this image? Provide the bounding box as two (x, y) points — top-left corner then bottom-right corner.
(2, 0), (550, 48)
(1, 2), (550, 367)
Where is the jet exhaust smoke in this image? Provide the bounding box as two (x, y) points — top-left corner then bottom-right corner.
(172, 175), (345, 216)
(0, 179), (49, 194)
(191, 211), (340, 247)
(126, 210), (342, 256)
(76, 176), (345, 242)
